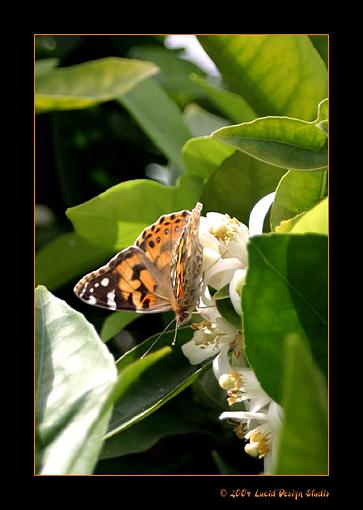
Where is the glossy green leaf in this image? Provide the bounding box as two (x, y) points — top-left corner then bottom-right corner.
(271, 170), (327, 231)
(290, 198), (328, 234)
(36, 232), (113, 291)
(198, 35), (328, 121)
(212, 113), (328, 170)
(213, 285), (230, 300)
(100, 311), (140, 342)
(216, 298), (241, 330)
(106, 327), (212, 437)
(201, 150), (286, 224)
(273, 212), (306, 233)
(99, 398), (203, 459)
(118, 77), (191, 170)
(36, 57), (158, 113)
(183, 103), (229, 137)
(35, 286), (117, 474)
(182, 136), (234, 181)
(309, 35), (328, 68)
(190, 73), (257, 123)
(129, 45), (205, 107)
(66, 177), (201, 250)
(242, 234), (328, 403)
(276, 334), (328, 474)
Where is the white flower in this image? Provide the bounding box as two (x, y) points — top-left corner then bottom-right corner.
(181, 313), (240, 365)
(214, 346), (283, 473)
(199, 212), (249, 264)
(229, 268), (247, 316)
(199, 212), (249, 290)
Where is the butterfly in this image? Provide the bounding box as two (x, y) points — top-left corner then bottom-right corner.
(74, 202), (204, 343)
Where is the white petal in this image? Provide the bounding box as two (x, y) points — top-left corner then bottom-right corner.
(202, 247), (220, 273)
(248, 192), (276, 236)
(212, 344), (231, 380)
(181, 338), (224, 365)
(219, 411), (248, 421)
(229, 268), (247, 315)
(267, 401), (284, 430)
(204, 258), (243, 290)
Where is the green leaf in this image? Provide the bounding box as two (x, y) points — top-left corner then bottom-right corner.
(118, 77), (191, 170)
(183, 103), (229, 137)
(309, 35), (328, 68)
(198, 35), (328, 121)
(106, 327), (212, 437)
(276, 334), (328, 474)
(242, 234), (328, 403)
(290, 198), (328, 234)
(190, 73), (257, 123)
(36, 58), (60, 77)
(182, 136), (234, 181)
(99, 398), (202, 459)
(216, 297), (241, 330)
(213, 285), (230, 300)
(212, 113), (328, 170)
(271, 170), (327, 231)
(36, 57), (158, 113)
(66, 177), (201, 251)
(201, 150), (286, 225)
(129, 45), (206, 107)
(100, 311), (140, 342)
(273, 212), (306, 233)
(35, 286), (117, 474)
(36, 232), (113, 291)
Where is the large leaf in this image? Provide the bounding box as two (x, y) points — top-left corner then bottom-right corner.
(99, 397), (204, 460)
(290, 198), (328, 234)
(128, 45), (206, 107)
(309, 35), (329, 68)
(198, 35), (328, 121)
(35, 286), (117, 474)
(242, 234), (328, 403)
(36, 232), (113, 291)
(190, 73), (257, 123)
(106, 327), (212, 437)
(276, 334), (328, 474)
(36, 57), (158, 113)
(182, 136), (234, 181)
(271, 169), (327, 231)
(201, 150), (286, 224)
(118, 77), (191, 170)
(183, 103), (229, 137)
(212, 107), (328, 170)
(66, 176), (201, 250)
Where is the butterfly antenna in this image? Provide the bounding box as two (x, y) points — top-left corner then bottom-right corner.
(140, 317), (177, 359)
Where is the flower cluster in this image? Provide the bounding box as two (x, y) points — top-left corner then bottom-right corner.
(181, 195), (283, 473)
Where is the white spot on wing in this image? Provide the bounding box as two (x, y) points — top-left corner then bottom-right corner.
(95, 283), (99, 288)
(87, 296), (97, 305)
(107, 290), (116, 310)
(101, 277), (109, 287)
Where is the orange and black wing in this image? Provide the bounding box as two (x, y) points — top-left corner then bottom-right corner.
(74, 246), (173, 313)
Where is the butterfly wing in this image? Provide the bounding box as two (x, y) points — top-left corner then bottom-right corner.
(74, 246), (173, 313)
(171, 202), (204, 323)
(135, 209), (190, 271)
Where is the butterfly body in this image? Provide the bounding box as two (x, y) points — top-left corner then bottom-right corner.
(74, 202), (203, 328)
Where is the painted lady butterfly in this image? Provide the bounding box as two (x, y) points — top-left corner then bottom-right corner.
(74, 202), (204, 341)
